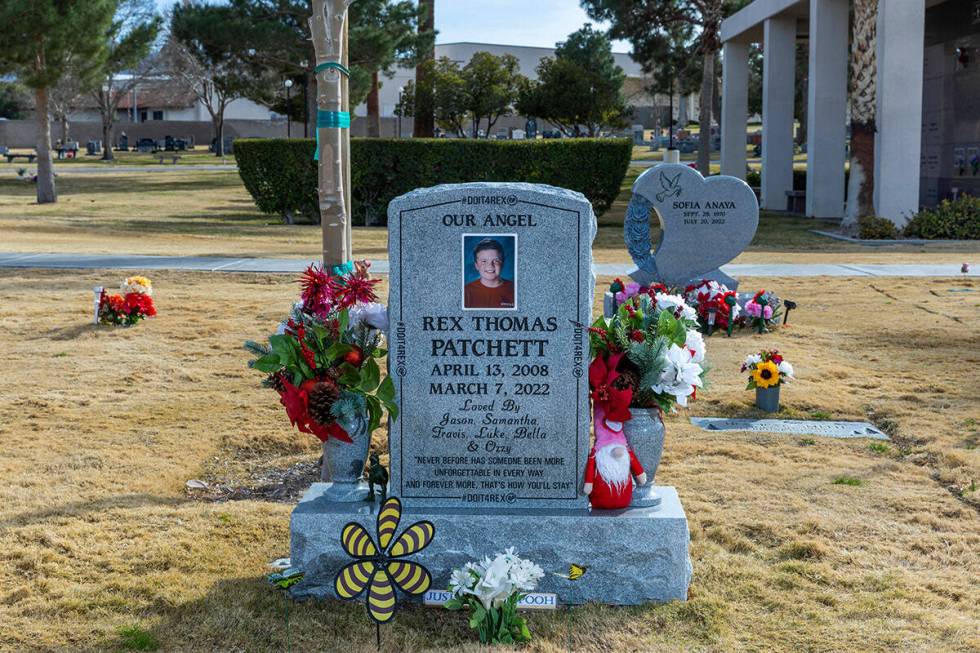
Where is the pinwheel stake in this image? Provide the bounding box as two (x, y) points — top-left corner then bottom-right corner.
(267, 567), (304, 653)
(334, 497), (435, 650)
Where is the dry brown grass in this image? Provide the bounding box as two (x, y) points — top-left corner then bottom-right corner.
(2, 169), (977, 265)
(0, 269), (977, 652)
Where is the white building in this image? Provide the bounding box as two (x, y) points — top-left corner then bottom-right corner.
(355, 41), (699, 131)
(720, 0), (979, 223)
(71, 82), (280, 124)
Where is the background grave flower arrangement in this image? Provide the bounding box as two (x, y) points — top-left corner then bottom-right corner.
(611, 278), (782, 336)
(97, 276), (157, 326)
(445, 548), (544, 645)
(245, 262), (397, 443)
(590, 291), (707, 414)
(742, 350), (794, 389)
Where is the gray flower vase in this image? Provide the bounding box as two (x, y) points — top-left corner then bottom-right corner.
(320, 412), (371, 502)
(755, 385), (781, 412)
(623, 407), (665, 507)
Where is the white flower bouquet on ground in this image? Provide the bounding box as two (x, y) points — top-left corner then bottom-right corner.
(445, 548), (544, 645)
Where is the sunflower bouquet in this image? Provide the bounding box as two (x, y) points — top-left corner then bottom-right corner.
(742, 350), (794, 390)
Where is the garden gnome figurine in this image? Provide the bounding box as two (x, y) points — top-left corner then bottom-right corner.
(583, 406), (647, 510)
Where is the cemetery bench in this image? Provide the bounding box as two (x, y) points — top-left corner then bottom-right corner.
(5, 152), (37, 164)
(157, 154), (181, 165)
(785, 190), (806, 214)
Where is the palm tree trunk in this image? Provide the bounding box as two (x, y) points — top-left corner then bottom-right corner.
(366, 71), (381, 137)
(842, 0), (877, 234)
(413, 0), (435, 138)
(34, 86), (56, 204)
(697, 49), (715, 175)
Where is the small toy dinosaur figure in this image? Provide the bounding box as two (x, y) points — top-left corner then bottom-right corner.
(367, 453), (389, 503)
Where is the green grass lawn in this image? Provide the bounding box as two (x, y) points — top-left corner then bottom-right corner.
(0, 148), (233, 172)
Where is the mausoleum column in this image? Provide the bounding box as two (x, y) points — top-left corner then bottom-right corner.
(721, 40), (749, 179)
(874, 0), (925, 226)
(806, 0), (848, 218)
(761, 15), (796, 211)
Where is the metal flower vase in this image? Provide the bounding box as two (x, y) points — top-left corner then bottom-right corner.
(755, 385), (780, 412)
(320, 412), (371, 502)
(623, 407), (665, 508)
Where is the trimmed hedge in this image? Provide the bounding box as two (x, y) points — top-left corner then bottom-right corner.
(234, 138), (632, 226)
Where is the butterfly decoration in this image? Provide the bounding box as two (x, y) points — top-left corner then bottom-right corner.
(553, 563), (588, 581)
(334, 496), (435, 624)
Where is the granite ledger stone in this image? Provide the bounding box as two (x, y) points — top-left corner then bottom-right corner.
(387, 183), (595, 510)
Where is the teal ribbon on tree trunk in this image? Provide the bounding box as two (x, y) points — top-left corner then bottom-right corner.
(314, 110), (351, 161)
(312, 59), (352, 161)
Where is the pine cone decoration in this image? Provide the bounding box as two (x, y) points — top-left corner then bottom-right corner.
(267, 373), (286, 393)
(612, 360), (641, 394)
(307, 379), (341, 425)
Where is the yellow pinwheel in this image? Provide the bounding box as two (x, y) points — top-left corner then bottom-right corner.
(334, 496), (435, 624)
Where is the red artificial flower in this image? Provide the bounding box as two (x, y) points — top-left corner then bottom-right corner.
(124, 292), (156, 317)
(109, 295), (126, 313)
(279, 379), (352, 443)
(330, 274), (381, 309)
(299, 264), (334, 317)
(588, 353), (632, 422)
(630, 330), (645, 343)
(753, 289), (766, 302)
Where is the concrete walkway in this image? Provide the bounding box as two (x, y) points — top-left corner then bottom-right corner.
(0, 252), (976, 278)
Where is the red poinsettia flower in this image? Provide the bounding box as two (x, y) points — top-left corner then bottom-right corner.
(588, 353), (632, 422)
(278, 379), (352, 443)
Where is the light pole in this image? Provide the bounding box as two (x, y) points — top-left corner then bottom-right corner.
(397, 86), (404, 138)
(284, 79), (294, 138)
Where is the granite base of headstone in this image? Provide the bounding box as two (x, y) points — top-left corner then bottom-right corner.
(288, 182), (692, 606)
(290, 483), (691, 605)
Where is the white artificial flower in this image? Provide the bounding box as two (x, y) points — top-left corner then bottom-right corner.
(509, 559), (544, 592)
(685, 329), (706, 363)
(449, 567), (475, 595)
(650, 344), (704, 408)
(655, 293), (697, 321)
(347, 302), (389, 332)
(778, 360), (795, 379)
(743, 353), (762, 368)
(476, 554), (514, 608)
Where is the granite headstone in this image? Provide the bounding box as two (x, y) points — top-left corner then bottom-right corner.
(289, 182), (693, 606)
(387, 182), (593, 510)
(624, 163), (758, 290)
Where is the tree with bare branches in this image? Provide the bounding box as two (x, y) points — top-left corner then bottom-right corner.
(91, 0), (162, 161)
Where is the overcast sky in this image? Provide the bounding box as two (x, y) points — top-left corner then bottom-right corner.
(153, 0), (631, 52)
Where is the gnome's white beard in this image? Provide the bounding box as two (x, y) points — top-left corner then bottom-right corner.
(595, 444), (631, 492)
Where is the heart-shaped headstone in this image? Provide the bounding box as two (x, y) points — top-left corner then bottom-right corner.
(624, 164), (758, 288)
